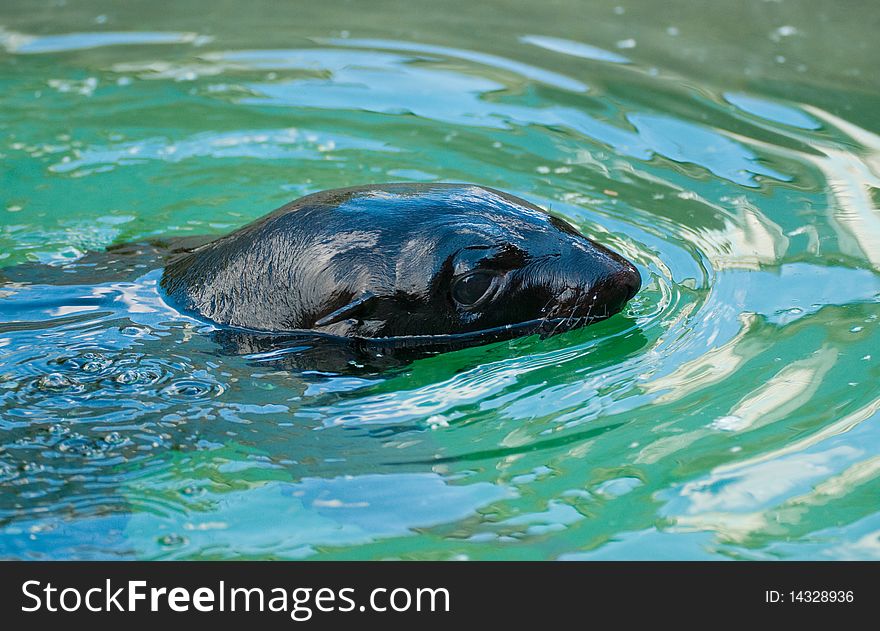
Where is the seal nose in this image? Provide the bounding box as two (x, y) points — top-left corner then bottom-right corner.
(585, 259), (641, 319)
(605, 262), (641, 311)
(617, 263), (641, 302)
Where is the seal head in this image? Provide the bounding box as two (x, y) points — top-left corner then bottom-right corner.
(160, 183), (640, 343)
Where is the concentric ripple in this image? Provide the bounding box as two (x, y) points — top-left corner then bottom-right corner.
(1, 0), (879, 560)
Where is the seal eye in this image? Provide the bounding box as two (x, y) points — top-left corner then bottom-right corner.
(451, 271), (495, 307)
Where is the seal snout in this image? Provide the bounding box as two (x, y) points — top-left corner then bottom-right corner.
(544, 252), (640, 334)
(590, 259), (641, 317)
(614, 263), (642, 303)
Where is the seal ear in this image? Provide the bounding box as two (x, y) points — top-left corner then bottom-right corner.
(314, 291), (378, 327)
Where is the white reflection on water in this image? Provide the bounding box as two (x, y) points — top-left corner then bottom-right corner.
(804, 107), (880, 272)
(0, 26), (211, 54)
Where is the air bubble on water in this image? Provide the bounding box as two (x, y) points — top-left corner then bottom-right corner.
(0, 462), (16, 480)
(113, 367), (161, 386)
(36, 372), (79, 392)
(80, 352), (112, 372)
(616, 39), (637, 49)
(56, 435), (96, 457)
(850, 326), (863, 333)
(158, 533), (187, 547)
(47, 423), (69, 436)
(160, 379), (218, 399)
(103, 432), (124, 445)
(114, 369), (139, 384)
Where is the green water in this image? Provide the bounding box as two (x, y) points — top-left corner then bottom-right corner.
(1, 0), (879, 559)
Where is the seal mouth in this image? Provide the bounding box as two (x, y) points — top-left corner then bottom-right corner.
(536, 308), (613, 338)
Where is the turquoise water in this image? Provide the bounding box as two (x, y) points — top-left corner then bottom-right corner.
(1, 0), (880, 559)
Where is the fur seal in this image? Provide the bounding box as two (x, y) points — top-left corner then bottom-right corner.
(160, 183), (640, 347)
